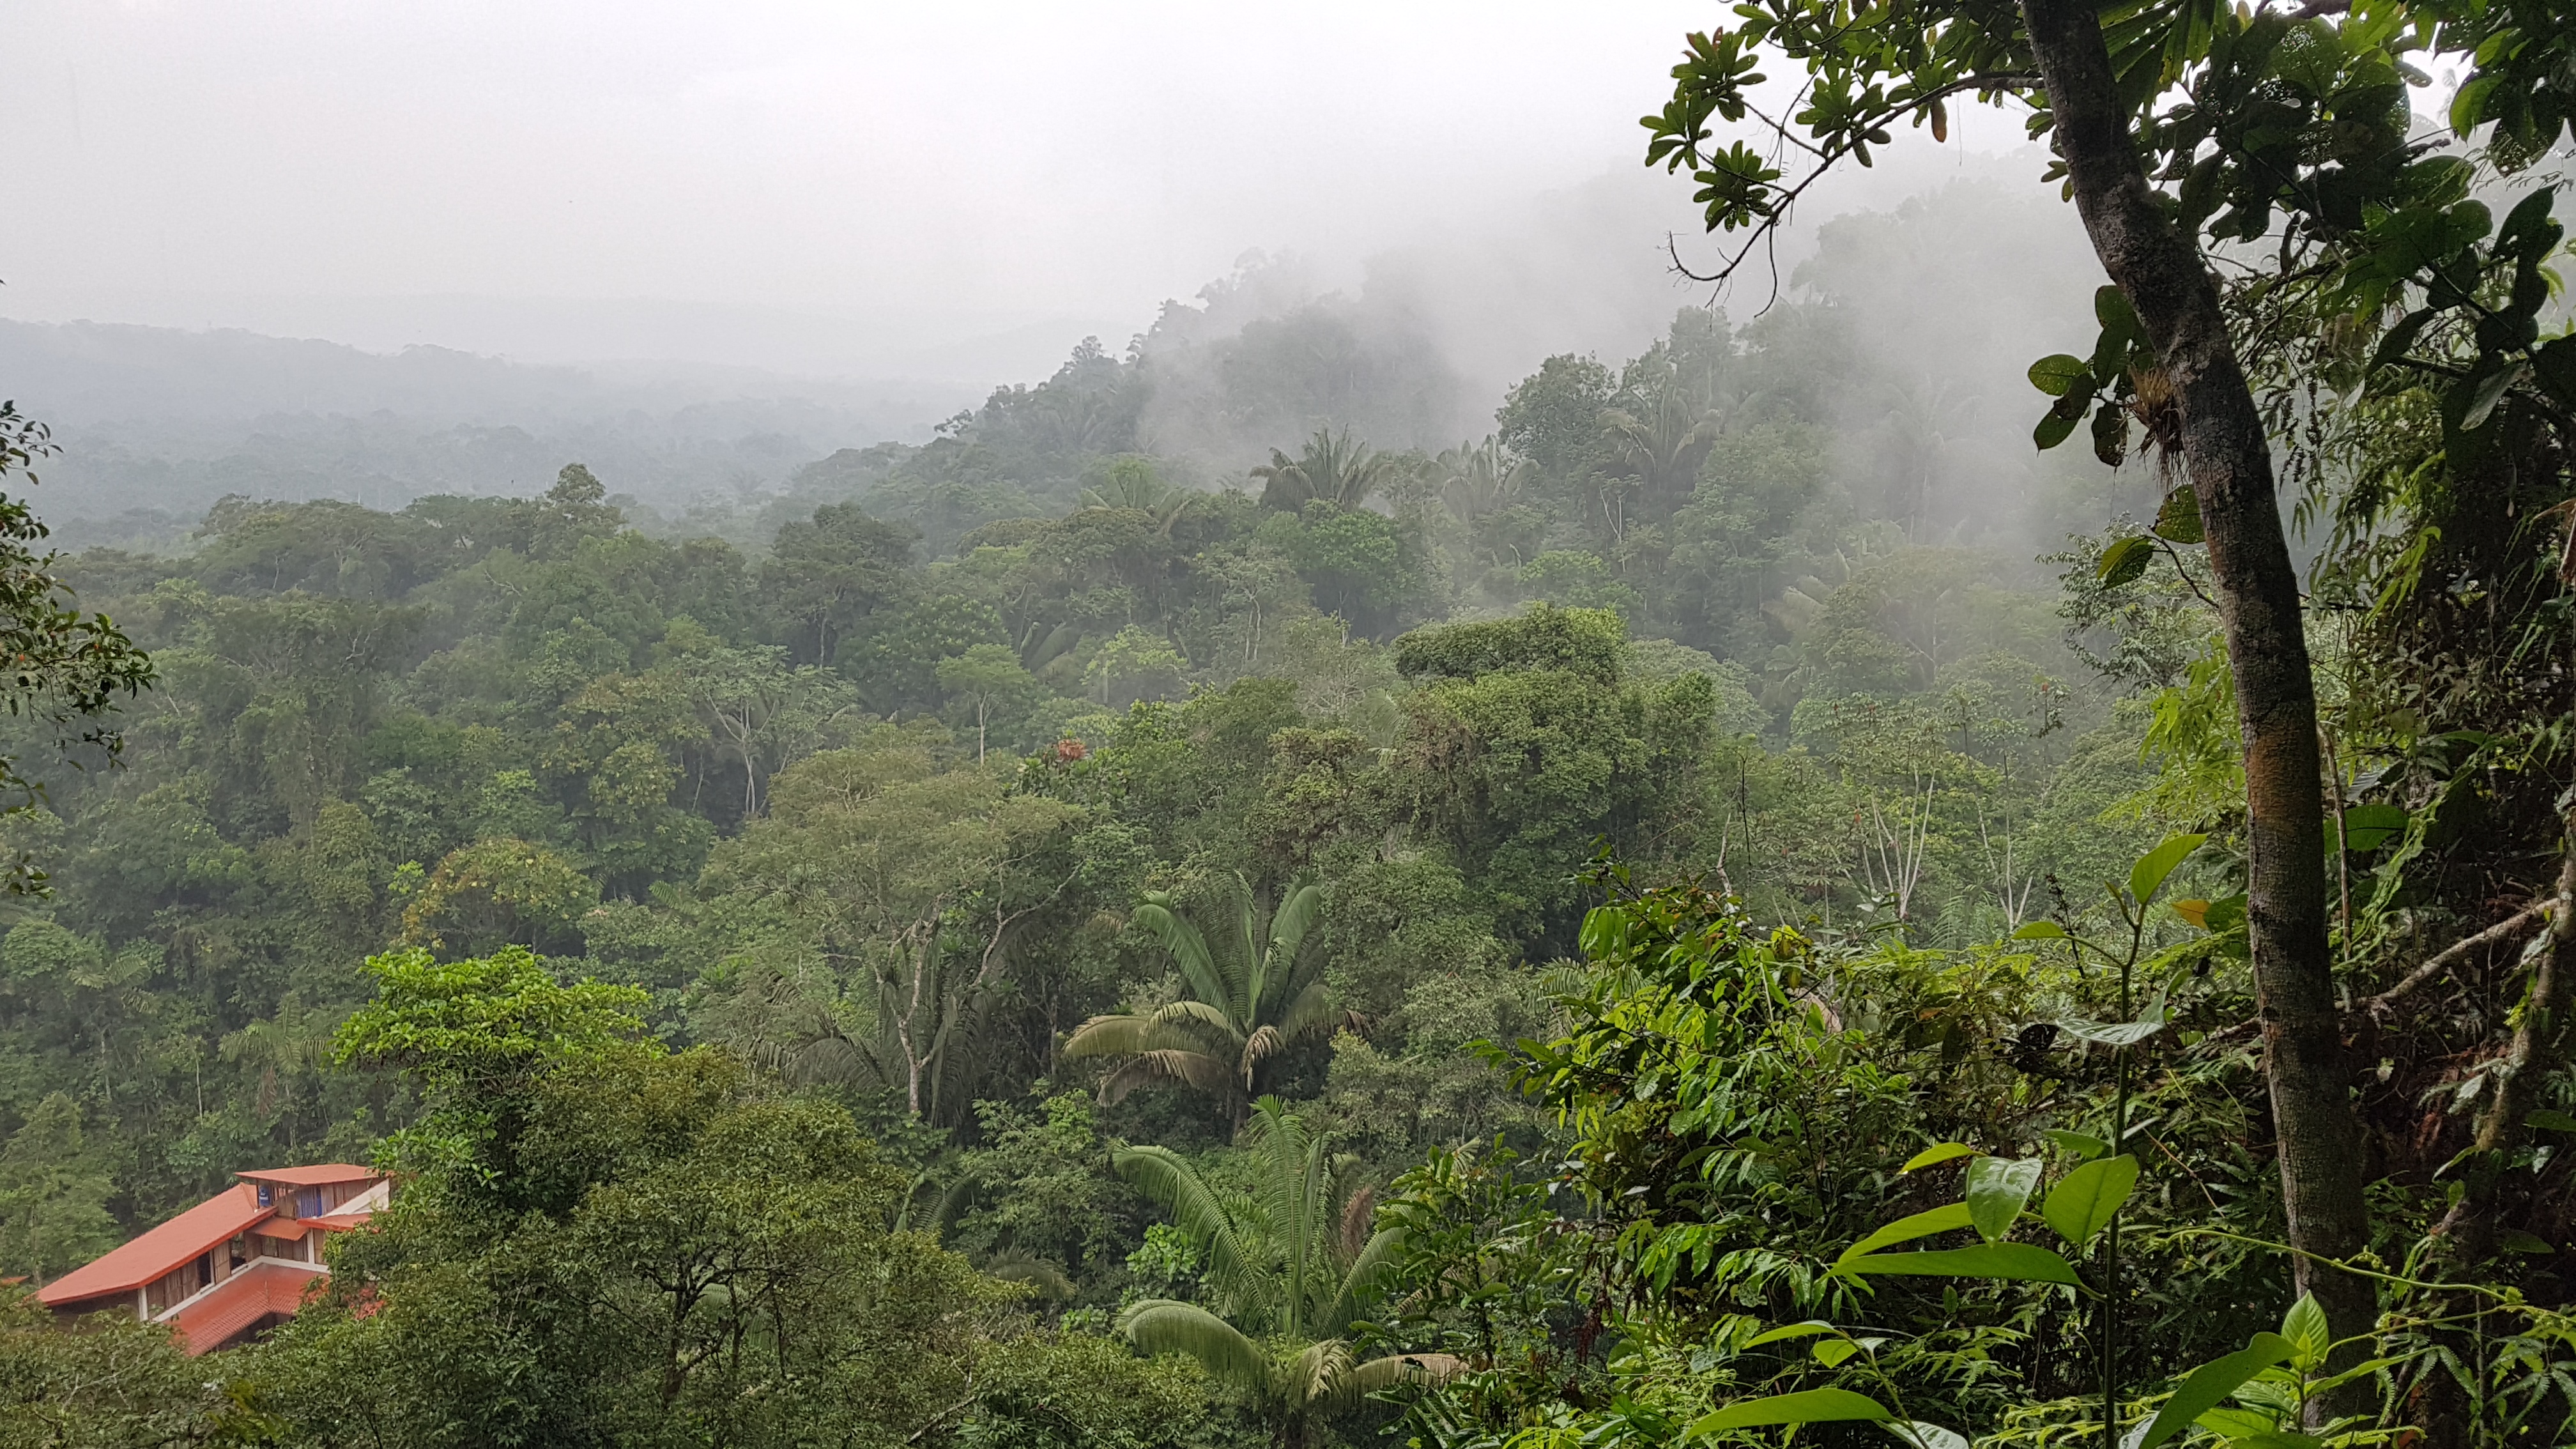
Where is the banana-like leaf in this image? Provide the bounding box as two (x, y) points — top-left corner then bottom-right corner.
(1119, 1300), (1271, 1391)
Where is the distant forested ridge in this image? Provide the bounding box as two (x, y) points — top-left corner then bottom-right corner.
(2, 163), (2570, 1446)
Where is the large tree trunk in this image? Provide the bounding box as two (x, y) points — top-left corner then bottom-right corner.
(2020, 0), (2377, 1381)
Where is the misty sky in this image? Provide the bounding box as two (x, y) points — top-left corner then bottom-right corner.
(6, 1), (2051, 382)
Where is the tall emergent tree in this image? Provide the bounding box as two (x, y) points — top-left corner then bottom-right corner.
(0, 403), (155, 893)
(1637, 0), (2576, 1368)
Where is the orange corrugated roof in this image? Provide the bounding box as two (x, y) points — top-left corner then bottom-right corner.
(38, 1184), (272, 1307)
(234, 1164), (381, 1187)
(163, 1260), (325, 1355)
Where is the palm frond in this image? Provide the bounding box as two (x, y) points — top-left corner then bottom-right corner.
(1239, 1024), (1284, 1086)
(1133, 898), (1239, 1022)
(1324, 1225), (1406, 1337)
(1064, 1013), (1225, 1061)
(1281, 1338), (1354, 1409)
(1271, 979), (1357, 1046)
(1147, 997), (1248, 1046)
(1112, 1145), (1263, 1312)
(1118, 1300), (1272, 1392)
(1094, 1050), (1236, 1107)
(1324, 1351), (1466, 1407)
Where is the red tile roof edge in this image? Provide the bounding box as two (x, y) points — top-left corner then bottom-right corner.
(233, 1164), (383, 1187)
(38, 1184), (273, 1307)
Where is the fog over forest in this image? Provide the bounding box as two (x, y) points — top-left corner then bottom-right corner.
(7, 4), (2575, 1448)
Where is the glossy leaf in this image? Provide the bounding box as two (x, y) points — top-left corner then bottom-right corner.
(2131, 1333), (2296, 1449)
(1901, 1142), (1977, 1173)
(2012, 921), (2068, 940)
(1690, 1388), (1892, 1433)
(2043, 1153), (2138, 1247)
(1834, 1202), (1975, 1269)
(2278, 1292), (2328, 1370)
(2028, 353), (2092, 397)
(1743, 1321), (1840, 1347)
(2043, 1129), (2110, 1159)
(1965, 1155), (2043, 1241)
(1889, 1423), (1971, 1449)
(2097, 535), (2154, 588)
(1840, 1242), (2083, 1287)
(2128, 833), (2207, 905)
(2152, 486), (2203, 543)
(2329, 804), (2408, 854)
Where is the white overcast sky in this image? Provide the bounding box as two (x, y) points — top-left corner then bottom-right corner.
(3, 0), (2051, 381)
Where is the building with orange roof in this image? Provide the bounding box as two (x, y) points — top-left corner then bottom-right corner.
(36, 1163), (387, 1355)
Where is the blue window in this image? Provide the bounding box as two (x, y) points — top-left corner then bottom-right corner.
(255, 1183), (273, 1208)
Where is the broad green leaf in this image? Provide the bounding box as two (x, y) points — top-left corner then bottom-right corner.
(1834, 1202), (1975, 1269)
(2012, 921), (2068, 940)
(2043, 1129), (2110, 1159)
(1966, 1155), (2043, 1241)
(2128, 833), (2207, 905)
(1813, 1338), (1859, 1367)
(1902, 1142), (1977, 1173)
(2028, 353), (2091, 397)
(1690, 1388), (1892, 1434)
(2035, 402), (2084, 450)
(2278, 1292), (2327, 1370)
(2368, 308), (2434, 372)
(2329, 804), (2409, 854)
(2043, 1154), (2139, 1247)
(2057, 1015), (2165, 1047)
(2152, 486), (2203, 544)
(2527, 1109), (2576, 1134)
(1743, 1321), (1839, 1347)
(1887, 1423), (1971, 1449)
(2169, 899), (2211, 929)
(1841, 1243), (2083, 1287)
(2097, 534), (2154, 588)
(2499, 1228), (2555, 1255)
(2095, 284), (2142, 342)
(2203, 895), (2248, 934)
(2193, 1406), (2275, 1438)
(2131, 1333), (2296, 1449)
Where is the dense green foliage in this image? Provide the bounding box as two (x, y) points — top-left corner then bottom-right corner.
(2, 68), (2574, 1433)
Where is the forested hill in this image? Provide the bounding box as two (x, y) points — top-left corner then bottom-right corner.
(7, 167), (2573, 1447)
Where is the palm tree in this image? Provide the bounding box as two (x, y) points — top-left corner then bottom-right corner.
(1430, 436), (1531, 525)
(1251, 427), (1395, 512)
(1062, 875), (1351, 1115)
(1114, 1099), (1457, 1447)
(1080, 455), (1195, 535)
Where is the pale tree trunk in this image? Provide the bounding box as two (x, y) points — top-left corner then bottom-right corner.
(2020, 0), (2376, 1392)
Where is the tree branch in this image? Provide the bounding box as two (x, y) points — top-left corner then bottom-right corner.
(2359, 903), (2550, 1020)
